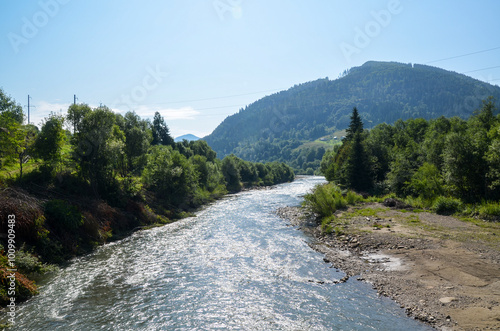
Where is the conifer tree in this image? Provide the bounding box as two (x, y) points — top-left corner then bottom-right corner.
(329, 107), (373, 192)
(345, 107), (363, 141)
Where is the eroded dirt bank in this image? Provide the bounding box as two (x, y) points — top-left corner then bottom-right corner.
(276, 203), (500, 331)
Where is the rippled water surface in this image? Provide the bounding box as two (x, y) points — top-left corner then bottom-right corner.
(12, 177), (432, 330)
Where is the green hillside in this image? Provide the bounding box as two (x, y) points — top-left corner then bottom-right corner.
(203, 61), (500, 174)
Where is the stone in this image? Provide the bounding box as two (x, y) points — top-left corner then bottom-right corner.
(439, 297), (457, 304)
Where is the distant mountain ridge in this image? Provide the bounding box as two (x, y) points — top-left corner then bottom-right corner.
(175, 134), (200, 142)
(203, 61), (500, 173)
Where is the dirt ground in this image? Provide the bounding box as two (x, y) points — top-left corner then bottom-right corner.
(276, 203), (500, 331)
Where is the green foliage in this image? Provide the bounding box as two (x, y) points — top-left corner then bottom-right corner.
(142, 145), (197, 208)
(34, 113), (66, 168)
(151, 111), (174, 146)
(44, 199), (84, 231)
(478, 202), (500, 220)
(318, 98), (499, 208)
(432, 196), (463, 215)
(15, 247), (57, 275)
(345, 190), (363, 205)
(71, 106), (119, 195)
(303, 183), (346, 218)
(442, 131), (487, 202)
(221, 154), (242, 192)
(321, 108), (373, 192)
(345, 107), (363, 140)
(122, 111), (152, 174)
(67, 103), (91, 133)
(321, 215), (338, 234)
(407, 162), (444, 201)
(0, 88), (24, 124)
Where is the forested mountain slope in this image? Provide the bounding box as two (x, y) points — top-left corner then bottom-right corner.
(203, 61), (500, 174)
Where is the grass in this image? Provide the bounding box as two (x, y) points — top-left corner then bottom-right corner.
(321, 215), (347, 235)
(342, 207), (388, 219)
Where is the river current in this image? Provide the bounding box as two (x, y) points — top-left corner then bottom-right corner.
(11, 176), (432, 330)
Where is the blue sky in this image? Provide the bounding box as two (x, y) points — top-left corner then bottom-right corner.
(1, 0), (500, 138)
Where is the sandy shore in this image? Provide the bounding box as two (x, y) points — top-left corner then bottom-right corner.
(276, 203), (500, 331)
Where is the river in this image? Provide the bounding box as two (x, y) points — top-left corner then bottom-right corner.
(10, 176), (432, 330)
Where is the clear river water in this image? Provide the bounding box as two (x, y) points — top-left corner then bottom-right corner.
(10, 176), (433, 330)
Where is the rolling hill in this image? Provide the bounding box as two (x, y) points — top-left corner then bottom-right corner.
(203, 61), (500, 174)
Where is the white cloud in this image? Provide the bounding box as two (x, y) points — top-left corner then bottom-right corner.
(27, 101), (71, 126)
(37, 101), (71, 113)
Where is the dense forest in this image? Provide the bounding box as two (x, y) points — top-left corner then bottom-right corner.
(204, 61), (500, 174)
(0, 88), (294, 304)
(307, 99), (500, 224)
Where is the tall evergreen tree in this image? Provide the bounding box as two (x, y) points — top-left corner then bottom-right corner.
(152, 111), (174, 146)
(344, 107), (363, 141)
(344, 131), (372, 192)
(329, 107), (373, 191)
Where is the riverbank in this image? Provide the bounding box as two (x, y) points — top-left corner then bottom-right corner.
(276, 203), (500, 331)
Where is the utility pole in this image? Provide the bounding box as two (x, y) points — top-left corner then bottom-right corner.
(74, 94), (78, 105)
(27, 95), (31, 125)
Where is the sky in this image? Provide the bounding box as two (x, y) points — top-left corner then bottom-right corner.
(1, 0), (500, 138)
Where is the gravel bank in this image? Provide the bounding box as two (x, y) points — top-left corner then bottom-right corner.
(276, 204), (500, 331)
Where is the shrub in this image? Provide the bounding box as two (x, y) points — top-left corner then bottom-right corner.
(403, 196), (431, 209)
(433, 196), (463, 215)
(478, 202), (500, 220)
(345, 190), (363, 205)
(15, 246), (57, 275)
(44, 199), (83, 231)
(303, 183), (346, 218)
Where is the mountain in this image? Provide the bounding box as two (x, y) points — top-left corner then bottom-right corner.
(175, 134), (200, 142)
(203, 61), (500, 174)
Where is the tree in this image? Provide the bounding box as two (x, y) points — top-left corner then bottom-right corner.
(189, 140), (216, 162)
(72, 106), (117, 195)
(344, 107), (363, 141)
(0, 88), (24, 124)
(151, 111), (174, 146)
(442, 131), (486, 202)
(123, 111), (152, 174)
(221, 155), (242, 192)
(326, 107), (372, 191)
(34, 113), (66, 169)
(142, 145), (197, 207)
(0, 112), (20, 166)
(67, 103), (91, 134)
(486, 137), (500, 199)
(342, 131), (373, 192)
(320, 148), (337, 182)
(407, 162), (444, 201)
(15, 124), (38, 180)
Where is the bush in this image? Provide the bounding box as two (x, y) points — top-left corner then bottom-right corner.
(15, 246), (57, 275)
(345, 190), (363, 205)
(433, 196), (463, 215)
(303, 183), (346, 218)
(44, 199), (83, 231)
(478, 202), (500, 220)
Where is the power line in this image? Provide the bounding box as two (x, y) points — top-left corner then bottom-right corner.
(462, 65), (500, 74)
(142, 88), (287, 106)
(425, 46), (500, 64)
